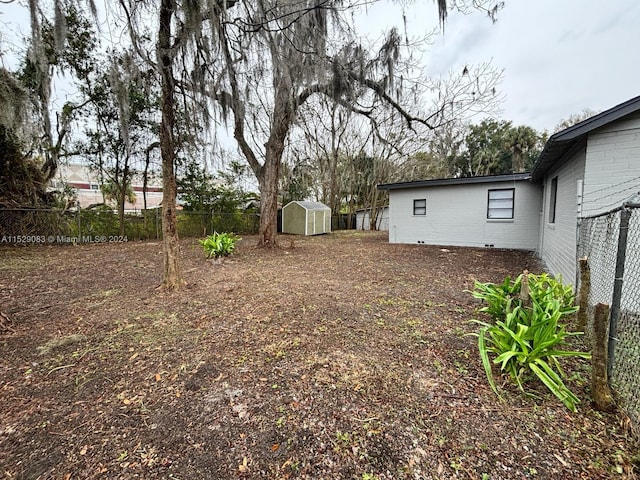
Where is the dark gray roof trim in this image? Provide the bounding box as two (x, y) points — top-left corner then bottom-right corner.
(377, 173), (531, 191)
(531, 95), (640, 182)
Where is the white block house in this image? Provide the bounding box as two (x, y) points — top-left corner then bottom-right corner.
(378, 94), (640, 286)
(356, 206), (389, 231)
(52, 163), (163, 212)
(378, 174), (542, 250)
(533, 95), (640, 284)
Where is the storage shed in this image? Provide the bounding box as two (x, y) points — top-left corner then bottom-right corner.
(282, 201), (331, 236)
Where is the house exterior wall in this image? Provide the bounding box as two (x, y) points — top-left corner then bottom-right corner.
(356, 207), (389, 231)
(582, 112), (640, 217)
(53, 163), (163, 212)
(581, 114), (640, 304)
(539, 148), (586, 284)
(387, 180), (541, 249)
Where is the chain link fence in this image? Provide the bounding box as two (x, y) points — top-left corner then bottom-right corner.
(0, 208), (259, 244)
(0, 208), (364, 247)
(578, 202), (640, 430)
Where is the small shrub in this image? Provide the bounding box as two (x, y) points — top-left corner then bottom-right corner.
(199, 232), (241, 259)
(470, 272), (590, 411)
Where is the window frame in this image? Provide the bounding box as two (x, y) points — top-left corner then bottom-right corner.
(413, 198), (427, 216)
(548, 176), (558, 224)
(487, 188), (515, 220)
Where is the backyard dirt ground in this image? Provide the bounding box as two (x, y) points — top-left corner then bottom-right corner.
(0, 231), (637, 479)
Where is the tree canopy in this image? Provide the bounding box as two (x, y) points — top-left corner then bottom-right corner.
(401, 119), (547, 180)
(3, 0), (507, 288)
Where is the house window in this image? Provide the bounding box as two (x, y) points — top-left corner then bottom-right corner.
(549, 176), (558, 223)
(487, 188), (514, 219)
(90, 184), (99, 191)
(413, 199), (426, 216)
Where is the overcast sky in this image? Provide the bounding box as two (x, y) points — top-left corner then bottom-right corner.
(361, 0), (640, 133)
(2, 0), (639, 134)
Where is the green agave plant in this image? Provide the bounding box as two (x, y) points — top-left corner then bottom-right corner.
(199, 232), (241, 259)
(470, 273), (590, 412)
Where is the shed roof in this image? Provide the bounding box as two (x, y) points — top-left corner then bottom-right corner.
(377, 173), (531, 191)
(286, 201), (330, 210)
(531, 95), (640, 182)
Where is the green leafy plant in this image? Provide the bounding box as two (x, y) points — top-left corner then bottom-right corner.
(471, 275), (522, 319)
(199, 232), (241, 259)
(470, 272), (590, 411)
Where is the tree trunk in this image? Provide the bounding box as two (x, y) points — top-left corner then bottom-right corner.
(512, 145), (524, 173)
(143, 153), (149, 212)
(328, 107), (340, 217)
(328, 154), (339, 216)
(118, 162), (129, 237)
(369, 185), (380, 231)
(577, 257), (590, 332)
(158, 0), (182, 288)
(592, 302), (615, 412)
(258, 160), (280, 246)
(256, 82), (292, 247)
(346, 160), (356, 230)
(118, 185), (126, 237)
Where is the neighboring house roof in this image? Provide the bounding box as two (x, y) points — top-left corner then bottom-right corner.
(377, 173), (531, 191)
(531, 95), (640, 182)
(355, 206), (389, 212)
(54, 163), (163, 190)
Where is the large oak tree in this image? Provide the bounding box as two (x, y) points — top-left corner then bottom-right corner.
(209, 1), (501, 248)
(17, 0), (503, 288)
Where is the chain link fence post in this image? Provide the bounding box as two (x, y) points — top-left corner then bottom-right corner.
(77, 209), (81, 242)
(608, 207), (631, 379)
(579, 202), (640, 432)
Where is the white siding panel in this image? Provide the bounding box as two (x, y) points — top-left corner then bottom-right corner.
(583, 115), (640, 217)
(539, 149), (586, 284)
(387, 180), (541, 250)
(356, 207), (389, 231)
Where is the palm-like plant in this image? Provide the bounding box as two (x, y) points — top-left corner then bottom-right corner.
(471, 273), (590, 411)
(199, 232), (241, 259)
